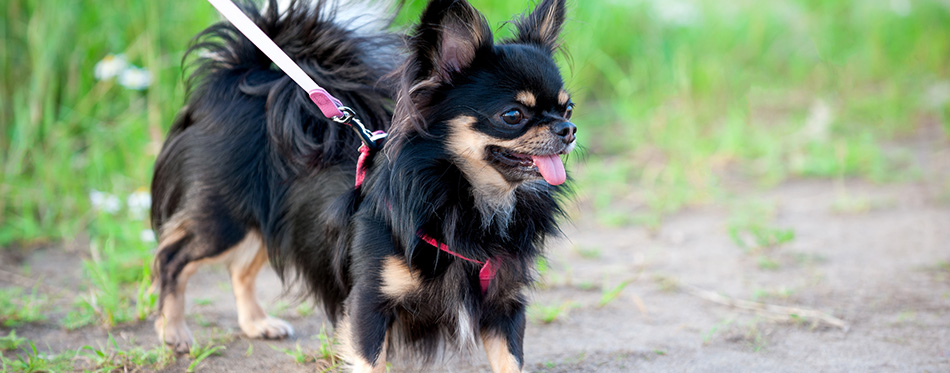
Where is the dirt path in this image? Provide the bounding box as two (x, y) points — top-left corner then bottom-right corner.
(3, 135), (949, 372)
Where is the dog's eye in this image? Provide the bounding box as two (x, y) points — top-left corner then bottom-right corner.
(501, 109), (524, 125)
(564, 104), (574, 120)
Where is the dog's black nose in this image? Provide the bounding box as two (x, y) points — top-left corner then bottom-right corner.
(553, 121), (577, 143)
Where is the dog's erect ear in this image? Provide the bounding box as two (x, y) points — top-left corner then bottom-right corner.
(512, 0), (566, 53)
(412, 0), (492, 82)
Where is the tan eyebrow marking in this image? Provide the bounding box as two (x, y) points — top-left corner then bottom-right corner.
(515, 91), (537, 107)
(558, 90), (570, 106)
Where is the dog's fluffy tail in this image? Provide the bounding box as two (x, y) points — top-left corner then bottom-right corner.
(180, 0), (399, 176)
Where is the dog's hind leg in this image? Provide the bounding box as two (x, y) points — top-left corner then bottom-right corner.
(153, 212), (255, 353)
(227, 231), (294, 339)
(153, 218), (206, 354)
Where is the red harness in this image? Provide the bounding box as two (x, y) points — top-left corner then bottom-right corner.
(355, 138), (499, 295)
(417, 233), (498, 295)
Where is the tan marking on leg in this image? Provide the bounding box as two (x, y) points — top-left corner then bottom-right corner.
(515, 91), (536, 108)
(482, 334), (521, 373)
(153, 213), (196, 353)
(155, 257), (207, 354)
(380, 257), (421, 300)
(337, 315), (388, 373)
(156, 214), (193, 251)
(228, 231), (294, 339)
(558, 90), (570, 106)
(155, 229), (241, 353)
(149, 218), (189, 296)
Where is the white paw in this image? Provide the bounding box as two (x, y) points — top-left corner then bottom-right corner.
(240, 316), (295, 339)
(155, 317), (193, 354)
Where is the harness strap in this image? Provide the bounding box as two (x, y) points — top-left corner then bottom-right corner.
(417, 232), (499, 295)
(354, 131), (387, 188)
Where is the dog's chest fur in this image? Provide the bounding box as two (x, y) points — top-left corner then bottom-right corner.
(379, 253), (524, 348)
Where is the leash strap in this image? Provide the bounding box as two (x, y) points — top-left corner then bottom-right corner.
(207, 0), (385, 150)
(207, 0), (342, 118)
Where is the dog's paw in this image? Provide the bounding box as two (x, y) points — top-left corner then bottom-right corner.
(240, 316), (295, 339)
(155, 317), (193, 354)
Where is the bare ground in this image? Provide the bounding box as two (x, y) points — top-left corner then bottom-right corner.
(2, 132), (949, 372)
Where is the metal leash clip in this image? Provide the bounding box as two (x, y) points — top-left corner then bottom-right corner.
(332, 107), (387, 151)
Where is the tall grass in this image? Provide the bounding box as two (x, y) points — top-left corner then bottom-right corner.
(1, 1), (218, 248)
(2, 0), (949, 246)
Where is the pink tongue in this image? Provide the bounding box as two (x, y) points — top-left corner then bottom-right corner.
(532, 154), (566, 185)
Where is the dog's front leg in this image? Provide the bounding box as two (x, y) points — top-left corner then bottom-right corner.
(339, 282), (392, 373)
(480, 301), (526, 373)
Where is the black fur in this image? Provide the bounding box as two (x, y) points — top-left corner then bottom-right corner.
(151, 0), (573, 368)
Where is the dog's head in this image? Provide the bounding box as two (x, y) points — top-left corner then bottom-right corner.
(391, 0), (575, 192)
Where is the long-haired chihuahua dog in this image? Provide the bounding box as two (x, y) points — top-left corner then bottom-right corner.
(151, 0), (576, 370)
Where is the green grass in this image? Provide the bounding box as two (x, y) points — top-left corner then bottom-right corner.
(0, 342), (75, 373)
(270, 327), (340, 370)
(727, 201), (796, 253)
(1, 0), (216, 248)
(296, 302), (316, 318)
(272, 343), (313, 365)
(702, 318), (736, 344)
(187, 342), (226, 372)
(62, 236), (155, 330)
(0, 287), (49, 327)
(572, 245), (603, 260)
(598, 280), (631, 307)
(0, 331), (27, 352)
(528, 302), (576, 324)
(1, 332), (176, 372)
(78, 334), (175, 372)
(314, 327), (340, 368)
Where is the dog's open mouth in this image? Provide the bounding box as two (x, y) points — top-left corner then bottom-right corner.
(487, 146), (566, 185)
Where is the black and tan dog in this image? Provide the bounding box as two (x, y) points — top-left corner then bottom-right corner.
(151, 0), (576, 371)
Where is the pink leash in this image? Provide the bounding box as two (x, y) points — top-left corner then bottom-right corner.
(207, 0), (385, 151)
(208, 0), (497, 294)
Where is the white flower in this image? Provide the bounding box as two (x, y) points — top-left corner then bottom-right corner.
(890, 0), (911, 17)
(801, 99), (833, 142)
(140, 229), (157, 243)
(924, 81), (950, 109)
(89, 190), (121, 214)
(118, 66), (152, 90)
(127, 190), (152, 219)
(651, 0), (700, 27)
(94, 54), (129, 81)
